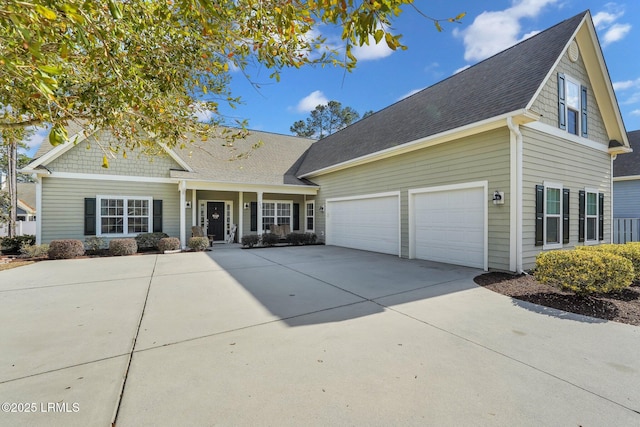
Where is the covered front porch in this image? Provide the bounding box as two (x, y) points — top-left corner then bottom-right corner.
(177, 181), (319, 248)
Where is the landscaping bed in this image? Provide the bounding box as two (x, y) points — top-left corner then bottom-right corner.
(474, 272), (640, 326)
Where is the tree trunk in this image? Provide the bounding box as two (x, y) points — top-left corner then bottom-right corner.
(7, 140), (17, 238)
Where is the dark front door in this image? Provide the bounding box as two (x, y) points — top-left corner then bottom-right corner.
(207, 202), (225, 241)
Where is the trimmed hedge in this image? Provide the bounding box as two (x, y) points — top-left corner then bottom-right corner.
(188, 237), (209, 251)
(48, 239), (85, 259)
(135, 232), (169, 251)
(261, 233), (279, 247)
(20, 243), (49, 258)
(577, 243), (640, 282)
(85, 236), (106, 254)
(158, 237), (181, 252)
(109, 239), (138, 256)
(241, 234), (260, 248)
(1, 235), (36, 254)
(535, 249), (633, 294)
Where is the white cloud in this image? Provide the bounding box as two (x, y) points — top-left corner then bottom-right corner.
(613, 78), (640, 91)
(397, 88), (425, 101)
(296, 90), (328, 112)
(631, 109), (640, 116)
(351, 37), (394, 61)
(602, 23), (632, 47)
(454, 0), (558, 62)
(194, 109), (216, 123)
(453, 65), (471, 74)
(22, 126), (49, 155)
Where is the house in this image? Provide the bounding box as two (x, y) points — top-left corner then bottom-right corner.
(612, 130), (640, 243)
(0, 177), (37, 237)
(22, 10), (630, 272)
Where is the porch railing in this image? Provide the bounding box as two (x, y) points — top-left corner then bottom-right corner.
(613, 218), (640, 244)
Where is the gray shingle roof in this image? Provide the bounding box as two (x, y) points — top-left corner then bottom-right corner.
(614, 130), (640, 177)
(296, 11), (588, 177)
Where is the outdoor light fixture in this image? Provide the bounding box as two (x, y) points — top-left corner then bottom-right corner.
(493, 191), (504, 205)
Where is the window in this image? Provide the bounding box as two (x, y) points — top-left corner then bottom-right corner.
(305, 201), (315, 232)
(262, 201), (291, 232)
(545, 185), (562, 247)
(98, 196), (151, 235)
(581, 189), (602, 244)
(558, 73), (588, 137)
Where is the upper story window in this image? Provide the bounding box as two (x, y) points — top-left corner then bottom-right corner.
(558, 73), (588, 137)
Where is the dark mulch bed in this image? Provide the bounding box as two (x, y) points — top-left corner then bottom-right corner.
(474, 272), (640, 326)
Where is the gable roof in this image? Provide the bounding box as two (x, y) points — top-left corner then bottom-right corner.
(296, 11), (589, 177)
(614, 130), (640, 177)
(170, 130), (315, 186)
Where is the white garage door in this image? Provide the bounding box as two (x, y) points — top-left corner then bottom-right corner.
(412, 185), (486, 269)
(327, 193), (400, 255)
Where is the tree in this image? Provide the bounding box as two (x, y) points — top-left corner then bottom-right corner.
(291, 101), (362, 139)
(0, 1), (464, 161)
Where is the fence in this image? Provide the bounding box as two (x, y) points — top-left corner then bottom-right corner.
(0, 221), (36, 237)
(613, 218), (640, 244)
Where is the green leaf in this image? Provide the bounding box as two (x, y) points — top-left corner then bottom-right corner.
(35, 4), (57, 20)
(48, 124), (68, 146)
(38, 65), (63, 75)
(107, 0), (122, 19)
(102, 155), (110, 168)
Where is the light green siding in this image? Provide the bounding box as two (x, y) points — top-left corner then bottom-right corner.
(521, 126), (611, 269)
(310, 128), (512, 271)
(41, 177), (180, 243)
(530, 49), (608, 146)
(46, 130), (183, 178)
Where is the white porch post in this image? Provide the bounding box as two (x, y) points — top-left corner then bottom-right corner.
(191, 189), (197, 227)
(35, 176), (42, 244)
(257, 191), (263, 235)
(179, 180), (186, 249)
(238, 191), (244, 239)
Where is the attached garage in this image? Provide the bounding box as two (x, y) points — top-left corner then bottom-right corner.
(410, 182), (487, 269)
(326, 192), (400, 256)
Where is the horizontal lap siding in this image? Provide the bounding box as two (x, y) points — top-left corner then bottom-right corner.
(311, 128), (511, 270)
(521, 126), (611, 269)
(613, 181), (640, 218)
(41, 177), (180, 243)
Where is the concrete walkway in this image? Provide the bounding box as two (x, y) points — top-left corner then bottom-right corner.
(0, 245), (638, 426)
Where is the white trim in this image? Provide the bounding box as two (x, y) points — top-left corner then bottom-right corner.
(523, 122), (609, 153)
(32, 171), (179, 184)
(158, 143), (193, 172)
(542, 181), (563, 250)
(198, 199), (233, 241)
(611, 157), (614, 243)
(179, 181), (186, 247)
(191, 190), (197, 227)
(507, 118), (518, 272)
(305, 200), (315, 233)
(584, 187), (600, 245)
(613, 175), (640, 182)
(408, 181), (488, 271)
(183, 180), (318, 195)
(300, 110), (540, 178)
(238, 192), (244, 239)
(325, 191), (402, 258)
(262, 200), (293, 233)
(35, 176), (42, 245)
(96, 195), (154, 237)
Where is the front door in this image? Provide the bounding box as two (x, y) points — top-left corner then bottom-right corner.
(207, 202), (225, 241)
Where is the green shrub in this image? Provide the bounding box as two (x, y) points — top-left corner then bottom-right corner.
(188, 237), (209, 251)
(286, 232), (304, 245)
(261, 233), (279, 247)
(577, 243), (640, 282)
(535, 249), (633, 294)
(48, 239), (85, 259)
(135, 232), (169, 251)
(109, 238), (138, 256)
(84, 236), (106, 254)
(158, 237), (181, 252)
(303, 232), (317, 245)
(20, 243), (49, 258)
(241, 234), (260, 248)
(1, 235), (36, 254)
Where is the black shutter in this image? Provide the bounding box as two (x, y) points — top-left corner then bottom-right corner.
(563, 188), (570, 244)
(293, 203), (300, 231)
(598, 193), (604, 241)
(558, 73), (566, 130)
(250, 202), (257, 231)
(581, 85), (588, 137)
(535, 185), (544, 246)
(578, 190), (585, 242)
(84, 198), (96, 236)
(153, 200), (163, 232)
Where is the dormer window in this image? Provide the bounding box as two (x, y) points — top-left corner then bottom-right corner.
(558, 73), (588, 137)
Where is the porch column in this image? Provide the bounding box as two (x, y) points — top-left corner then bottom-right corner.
(257, 191), (263, 235)
(238, 191), (244, 239)
(179, 180), (186, 249)
(35, 176), (42, 245)
(191, 189), (197, 227)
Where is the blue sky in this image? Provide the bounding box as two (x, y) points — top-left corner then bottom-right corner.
(25, 0), (640, 156)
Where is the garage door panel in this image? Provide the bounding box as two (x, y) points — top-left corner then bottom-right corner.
(413, 186), (485, 269)
(328, 195), (399, 256)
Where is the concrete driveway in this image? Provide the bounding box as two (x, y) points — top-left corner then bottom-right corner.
(0, 245), (639, 426)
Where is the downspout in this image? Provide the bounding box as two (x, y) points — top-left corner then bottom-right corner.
(611, 155), (616, 243)
(507, 117), (524, 273)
